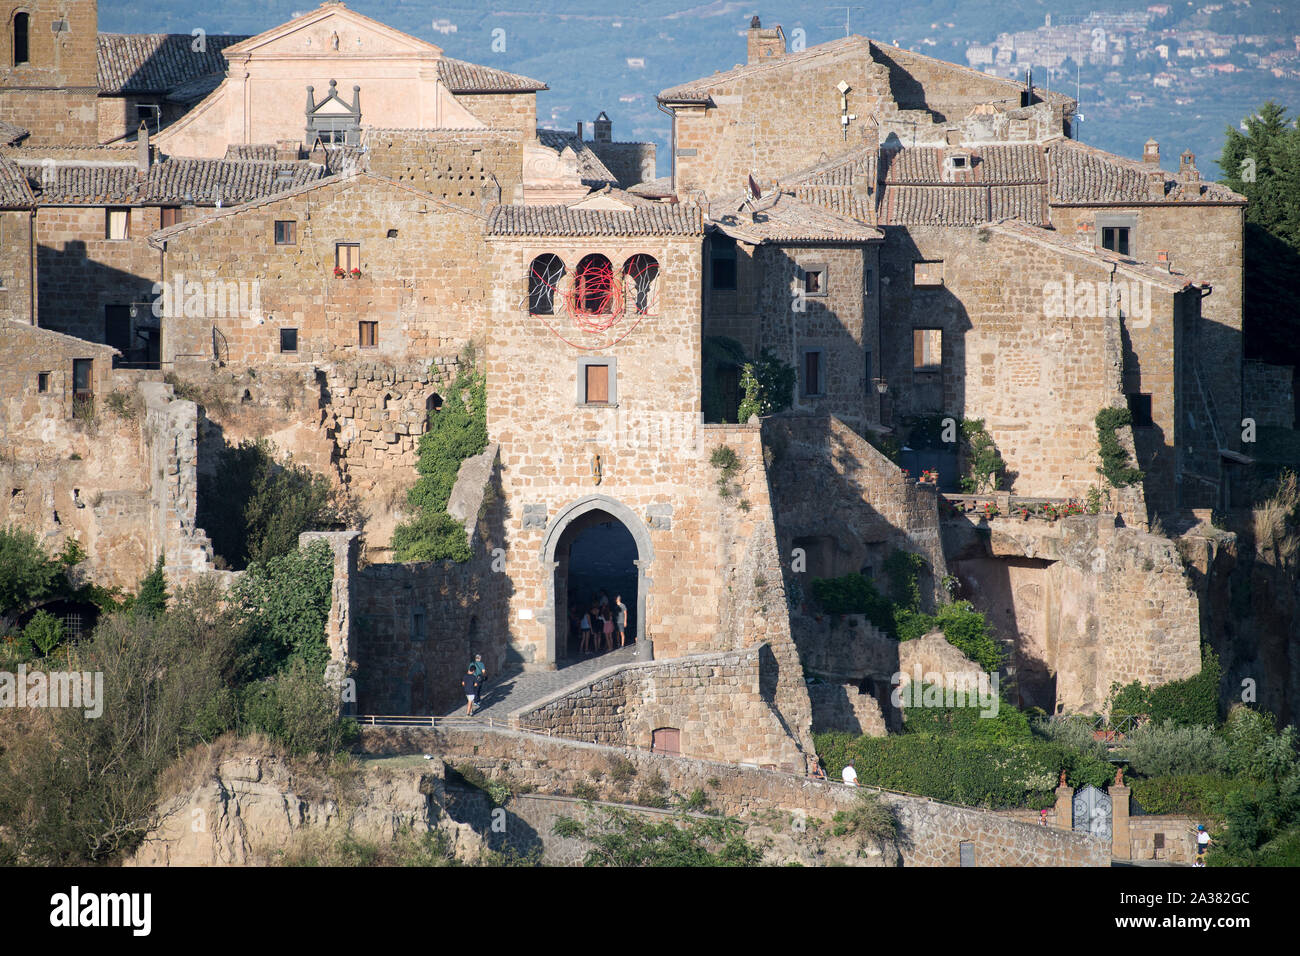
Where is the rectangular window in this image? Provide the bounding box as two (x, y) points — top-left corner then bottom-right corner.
(913, 329), (942, 373)
(577, 357), (617, 405)
(1153, 833), (1165, 850)
(411, 608), (426, 642)
(802, 349), (824, 398)
(358, 321), (378, 349)
(1101, 226), (1131, 257)
(336, 242), (360, 272)
(710, 236), (737, 291)
(275, 220), (297, 245)
(864, 350), (872, 393)
(913, 260), (944, 287)
(865, 268), (874, 294)
(585, 364), (609, 403)
(160, 206), (181, 228)
(37, 372), (49, 393)
(1128, 392), (1154, 427)
(72, 358), (93, 400)
(105, 208), (129, 241)
(802, 263), (827, 297)
(279, 328), (298, 353)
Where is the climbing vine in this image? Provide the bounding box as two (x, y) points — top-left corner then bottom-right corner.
(1094, 407), (1144, 487)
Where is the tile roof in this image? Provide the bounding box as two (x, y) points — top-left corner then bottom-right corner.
(536, 130), (618, 186)
(880, 145), (1046, 184)
(0, 121), (28, 146)
(225, 144), (279, 162)
(18, 157), (326, 205)
(487, 199), (703, 237)
(710, 190), (881, 243)
(881, 185), (990, 226)
(438, 57), (547, 93)
(1047, 140), (1151, 204)
(0, 157), (34, 207)
(659, 35), (868, 103)
(780, 147), (880, 226)
(97, 33), (248, 95)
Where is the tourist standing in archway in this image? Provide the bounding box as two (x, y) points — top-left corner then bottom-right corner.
(614, 594), (628, 647)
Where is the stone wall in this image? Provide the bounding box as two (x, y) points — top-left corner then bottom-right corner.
(1244, 360), (1296, 430)
(0, 324), (214, 589)
(347, 449), (510, 716)
(160, 174), (491, 369)
(363, 128), (525, 212)
(767, 412), (948, 606)
(451, 93), (537, 139)
(35, 203), (164, 341)
(586, 141), (656, 188)
(0, 210), (34, 324)
(807, 680), (888, 736)
(1127, 815), (1199, 865)
(514, 647), (805, 769)
(944, 511), (1203, 714)
(360, 724), (1111, 866)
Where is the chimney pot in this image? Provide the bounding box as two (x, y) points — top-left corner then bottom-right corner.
(1143, 138), (1160, 165)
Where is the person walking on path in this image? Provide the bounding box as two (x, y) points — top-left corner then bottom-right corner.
(841, 758), (858, 787)
(1195, 824), (1211, 866)
(469, 654), (487, 699)
(462, 667), (482, 716)
(611, 595), (626, 647)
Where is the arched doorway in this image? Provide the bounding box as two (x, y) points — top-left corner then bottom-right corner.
(540, 495), (654, 666)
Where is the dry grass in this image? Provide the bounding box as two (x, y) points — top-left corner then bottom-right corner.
(1253, 469), (1300, 570)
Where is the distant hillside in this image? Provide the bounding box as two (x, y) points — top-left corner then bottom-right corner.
(98, 0), (1300, 181)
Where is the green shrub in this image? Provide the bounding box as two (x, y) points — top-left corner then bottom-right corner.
(1120, 720), (1229, 778)
(230, 541), (335, 682)
(1130, 774), (1244, 819)
(882, 549), (925, 611)
(0, 526), (62, 617)
(197, 438), (335, 570)
(901, 687), (1033, 745)
(132, 556), (168, 619)
(960, 418), (1005, 493)
(1222, 705), (1300, 783)
(391, 366), (487, 563)
(1095, 406), (1144, 487)
(239, 657), (358, 757)
(1107, 645), (1222, 727)
(21, 610), (65, 657)
(814, 731), (1111, 810)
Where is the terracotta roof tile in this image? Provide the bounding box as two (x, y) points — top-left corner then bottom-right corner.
(487, 201), (702, 237)
(438, 57), (547, 93)
(97, 33), (248, 95)
(18, 157), (326, 205)
(882, 184), (990, 225)
(0, 121), (28, 146)
(711, 191), (881, 243)
(0, 157), (34, 207)
(1047, 140), (1151, 203)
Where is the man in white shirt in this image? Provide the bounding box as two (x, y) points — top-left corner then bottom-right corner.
(842, 758), (858, 787)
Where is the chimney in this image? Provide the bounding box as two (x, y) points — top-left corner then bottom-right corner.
(1143, 137), (1160, 166)
(1179, 148), (1199, 182)
(1155, 250), (1171, 272)
(136, 122), (151, 177)
(747, 16), (786, 63)
(276, 140), (301, 162)
(594, 111), (612, 143)
(577, 121), (584, 140)
(1147, 169), (1167, 200)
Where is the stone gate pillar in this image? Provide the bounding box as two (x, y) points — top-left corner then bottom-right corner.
(1054, 770), (1073, 830)
(1111, 768), (1131, 861)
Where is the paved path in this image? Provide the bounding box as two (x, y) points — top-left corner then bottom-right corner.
(446, 645), (640, 719)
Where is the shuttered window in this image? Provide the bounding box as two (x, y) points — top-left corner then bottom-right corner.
(585, 364), (609, 403)
(913, 329), (942, 372)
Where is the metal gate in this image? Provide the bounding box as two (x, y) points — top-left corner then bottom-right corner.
(1072, 784), (1112, 840)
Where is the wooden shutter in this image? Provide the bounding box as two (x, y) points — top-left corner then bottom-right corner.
(585, 364), (609, 403)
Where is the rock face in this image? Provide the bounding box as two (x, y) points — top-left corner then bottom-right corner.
(127, 748), (485, 867)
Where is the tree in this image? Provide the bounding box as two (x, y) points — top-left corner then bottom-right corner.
(132, 556), (168, 619)
(0, 526), (60, 622)
(196, 439), (335, 570)
(1218, 102), (1300, 365)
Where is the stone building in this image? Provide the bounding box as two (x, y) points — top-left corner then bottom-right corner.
(0, 6), (1264, 756)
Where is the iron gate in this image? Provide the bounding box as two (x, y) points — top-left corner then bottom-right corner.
(1072, 784), (1112, 840)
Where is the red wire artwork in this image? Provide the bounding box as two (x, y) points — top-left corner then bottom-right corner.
(527, 253), (660, 349)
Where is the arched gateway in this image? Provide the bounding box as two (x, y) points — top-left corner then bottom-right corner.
(539, 495), (654, 666)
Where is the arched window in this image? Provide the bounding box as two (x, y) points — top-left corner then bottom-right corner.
(573, 254), (614, 315)
(623, 254), (659, 315)
(13, 12), (29, 66)
(528, 254), (564, 315)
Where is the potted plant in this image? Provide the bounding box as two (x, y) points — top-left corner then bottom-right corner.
(350, 267), (361, 278)
(333, 266), (345, 278)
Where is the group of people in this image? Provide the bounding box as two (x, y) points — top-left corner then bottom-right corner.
(572, 589), (628, 655)
(460, 654), (488, 716)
